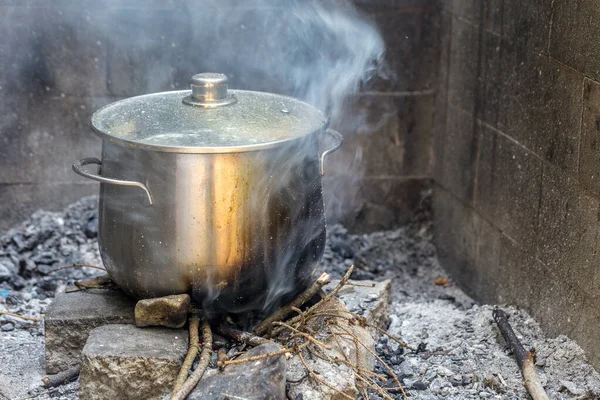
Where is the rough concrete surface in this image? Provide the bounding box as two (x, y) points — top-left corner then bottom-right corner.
(79, 324), (187, 400)
(45, 289), (136, 374)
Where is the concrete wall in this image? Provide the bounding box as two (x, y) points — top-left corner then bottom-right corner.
(434, 0), (600, 367)
(0, 0), (441, 233)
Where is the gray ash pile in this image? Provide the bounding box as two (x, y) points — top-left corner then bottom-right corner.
(0, 196), (102, 332)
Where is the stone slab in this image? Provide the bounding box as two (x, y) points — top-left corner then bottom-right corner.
(79, 324), (187, 400)
(187, 343), (286, 400)
(44, 289), (136, 374)
(325, 278), (392, 339)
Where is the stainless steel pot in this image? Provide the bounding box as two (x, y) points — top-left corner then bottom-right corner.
(73, 73), (342, 313)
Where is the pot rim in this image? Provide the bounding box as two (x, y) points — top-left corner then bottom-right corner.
(90, 90), (330, 154)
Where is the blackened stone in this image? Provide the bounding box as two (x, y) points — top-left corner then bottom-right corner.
(84, 217), (98, 239)
(9, 275), (26, 290)
(411, 381), (429, 390)
(18, 259), (35, 279)
(188, 343), (286, 400)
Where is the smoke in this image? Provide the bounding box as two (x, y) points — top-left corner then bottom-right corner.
(6, 0), (389, 314)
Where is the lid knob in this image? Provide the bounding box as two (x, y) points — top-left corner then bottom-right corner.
(183, 73), (237, 107)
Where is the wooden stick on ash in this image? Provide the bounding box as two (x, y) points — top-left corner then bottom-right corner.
(41, 366), (80, 388)
(493, 308), (550, 400)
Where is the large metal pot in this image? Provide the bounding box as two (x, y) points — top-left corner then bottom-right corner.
(73, 73), (342, 313)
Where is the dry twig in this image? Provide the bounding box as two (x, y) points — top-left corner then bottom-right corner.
(493, 308), (550, 400)
(295, 337), (355, 400)
(270, 266), (354, 338)
(45, 264), (105, 274)
(217, 325), (272, 347)
(172, 314), (200, 395)
(170, 319), (213, 400)
(41, 366), (80, 388)
(0, 311), (43, 322)
(254, 272), (330, 336)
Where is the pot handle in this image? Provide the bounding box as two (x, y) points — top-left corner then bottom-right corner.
(320, 129), (343, 176)
(72, 157), (153, 205)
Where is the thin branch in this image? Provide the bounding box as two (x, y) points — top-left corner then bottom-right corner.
(170, 319), (213, 400)
(295, 338), (355, 400)
(272, 321), (331, 350)
(329, 321), (408, 400)
(221, 345), (299, 367)
(270, 266), (354, 338)
(172, 314), (200, 395)
(45, 264), (105, 274)
(493, 308), (550, 400)
(0, 311), (43, 322)
(254, 272), (330, 336)
(217, 325), (272, 347)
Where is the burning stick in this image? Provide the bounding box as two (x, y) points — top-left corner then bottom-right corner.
(170, 319), (213, 400)
(217, 325), (272, 347)
(172, 314), (200, 395)
(253, 272), (331, 336)
(493, 308), (550, 400)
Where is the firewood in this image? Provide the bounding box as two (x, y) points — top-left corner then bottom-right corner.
(493, 308), (550, 400)
(41, 366), (80, 388)
(253, 272), (330, 336)
(171, 313), (200, 395)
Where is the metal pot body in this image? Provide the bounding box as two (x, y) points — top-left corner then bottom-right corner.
(90, 133), (329, 312)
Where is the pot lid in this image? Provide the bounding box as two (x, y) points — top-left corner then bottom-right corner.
(91, 73), (328, 153)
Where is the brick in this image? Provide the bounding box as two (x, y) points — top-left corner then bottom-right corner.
(79, 324), (187, 400)
(329, 94), (434, 178)
(437, 106), (479, 205)
(537, 162), (600, 298)
(579, 78), (600, 196)
(360, 7), (440, 92)
(498, 51), (583, 173)
(550, 0), (600, 80)
(44, 289), (136, 374)
(323, 177), (431, 233)
(475, 126), (543, 248)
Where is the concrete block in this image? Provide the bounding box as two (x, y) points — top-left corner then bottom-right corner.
(537, 163), (600, 298)
(432, 185), (480, 296)
(44, 289), (136, 374)
(550, 0), (600, 80)
(323, 176), (431, 233)
(447, 17), (479, 113)
(0, 182), (98, 233)
(188, 343), (286, 400)
(360, 7), (440, 92)
(579, 78), (600, 196)
(475, 126), (542, 247)
(329, 94), (435, 178)
(79, 324), (187, 400)
(499, 48), (583, 173)
(326, 278), (391, 338)
(437, 106), (478, 205)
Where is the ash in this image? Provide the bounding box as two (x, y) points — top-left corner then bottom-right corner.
(1, 194), (600, 399)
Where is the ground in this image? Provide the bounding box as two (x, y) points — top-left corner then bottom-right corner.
(1, 194), (599, 399)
